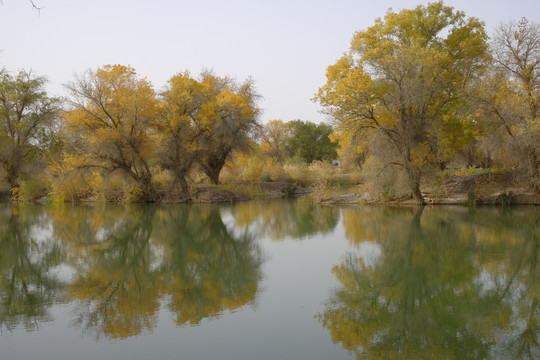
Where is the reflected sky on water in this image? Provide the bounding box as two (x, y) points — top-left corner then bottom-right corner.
(0, 202), (539, 359)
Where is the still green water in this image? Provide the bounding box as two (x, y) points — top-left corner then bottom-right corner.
(0, 202), (539, 359)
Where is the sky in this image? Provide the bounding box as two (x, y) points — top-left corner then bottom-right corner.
(1, 0), (539, 124)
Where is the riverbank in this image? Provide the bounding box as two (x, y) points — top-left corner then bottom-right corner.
(191, 172), (539, 206)
(319, 172), (539, 206)
(151, 172), (540, 205)
(4, 172), (539, 205)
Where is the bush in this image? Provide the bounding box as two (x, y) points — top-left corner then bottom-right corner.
(361, 155), (410, 201)
(123, 186), (144, 203)
(152, 169), (174, 188)
(495, 191), (514, 206)
(88, 171), (106, 202)
(467, 190), (479, 207)
(12, 179), (45, 202)
(283, 160), (311, 185)
(282, 183), (297, 198)
(259, 174), (273, 182)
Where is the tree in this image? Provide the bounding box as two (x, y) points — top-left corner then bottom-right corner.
(157, 71), (211, 193)
(484, 18), (540, 192)
(286, 120), (338, 163)
(328, 120), (368, 170)
(0, 1), (44, 14)
(259, 119), (291, 162)
(0, 69), (60, 189)
(63, 65), (160, 201)
(314, 1), (488, 204)
(197, 72), (260, 184)
(29, 0), (40, 11)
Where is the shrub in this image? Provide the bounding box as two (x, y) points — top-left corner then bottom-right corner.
(361, 155), (409, 201)
(282, 183), (297, 198)
(12, 179), (44, 202)
(152, 169), (174, 188)
(123, 186), (144, 203)
(495, 191), (514, 206)
(283, 161), (311, 185)
(467, 190), (479, 207)
(88, 171), (106, 202)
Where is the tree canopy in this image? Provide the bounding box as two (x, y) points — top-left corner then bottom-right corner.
(286, 119), (338, 163)
(314, 1), (489, 203)
(0, 69), (60, 188)
(63, 65), (160, 200)
(2, 2), (540, 203)
(479, 18), (540, 192)
(53, 65), (260, 200)
(259, 119), (291, 162)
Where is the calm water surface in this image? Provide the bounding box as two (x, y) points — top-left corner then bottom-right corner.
(0, 202), (539, 359)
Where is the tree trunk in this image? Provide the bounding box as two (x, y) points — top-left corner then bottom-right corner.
(1, 148), (22, 190)
(6, 167), (20, 190)
(3, 162), (21, 190)
(201, 149), (230, 185)
(179, 175), (189, 194)
(204, 167), (222, 185)
(139, 174), (156, 202)
(411, 182), (425, 205)
(527, 148), (540, 193)
(405, 161), (425, 205)
(480, 152), (492, 169)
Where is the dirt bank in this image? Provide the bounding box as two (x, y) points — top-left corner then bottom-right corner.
(320, 173), (539, 206)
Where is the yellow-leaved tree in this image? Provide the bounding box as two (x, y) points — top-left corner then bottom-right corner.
(62, 65), (160, 201)
(157, 71), (217, 193)
(314, 1), (488, 204)
(197, 72), (261, 184)
(157, 71), (260, 188)
(259, 119), (291, 163)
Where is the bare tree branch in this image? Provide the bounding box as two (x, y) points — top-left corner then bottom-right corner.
(29, 0), (42, 15)
(0, 1), (43, 14)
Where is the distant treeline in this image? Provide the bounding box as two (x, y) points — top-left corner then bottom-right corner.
(1, 1), (539, 203)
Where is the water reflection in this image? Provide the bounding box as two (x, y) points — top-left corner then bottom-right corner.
(154, 205), (262, 327)
(3, 201), (540, 357)
(0, 204), (263, 340)
(321, 206), (540, 359)
(230, 200), (339, 240)
(63, 205), (160, 339)
(0, 205), (64, 332)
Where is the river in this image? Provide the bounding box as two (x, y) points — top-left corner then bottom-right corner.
(0, 202), (539, 359)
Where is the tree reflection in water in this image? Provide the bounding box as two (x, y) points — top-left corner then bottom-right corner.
(155, 205), (263, 327)
(61, 205), (161, 339)
(0, 204), (64, 332)
(3, 201), (539, 354)
(0, 203), (263, 340)
(320, 206), (540, 359)
(230, 200), (339, 240)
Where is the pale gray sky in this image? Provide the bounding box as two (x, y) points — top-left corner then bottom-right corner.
(1, 0), (539, 124)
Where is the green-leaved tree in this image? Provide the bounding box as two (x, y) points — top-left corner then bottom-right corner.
(0, 69), (60, 189)
(286, 120), (338, 163)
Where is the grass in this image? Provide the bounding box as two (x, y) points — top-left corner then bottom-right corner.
(218, 183), (265, 198)
(437, 166), (508, 182)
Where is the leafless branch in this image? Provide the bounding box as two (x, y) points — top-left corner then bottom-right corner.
(29, 0), (43, 13)
(377, 161), (404, 176)
(0, 1), (44, 14)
